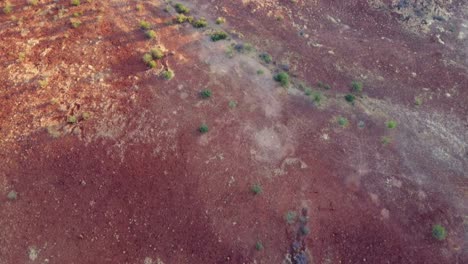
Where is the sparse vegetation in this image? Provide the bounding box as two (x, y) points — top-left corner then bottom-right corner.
(82, 112), (91, 120)
(71, 0), (80, 6)
(175, 14), (189, 24)
(174, 3), (190, 14)
(300, 226), (310, 236)
(317, 81), (331, 90)
(199, 124), (209, 133)
(3, 2), (13, 14)
(256, 70), (264, 75)
(142, 53), (154, 66)
(161, 69), (174, 80)
(73, 12), (83, 17)
(337, 116), (349, 127)
(234, 43), (253, 53)
(27, 0), (39, 6)
(145, 30), (157, 39)
(432, 224), (447, 241)
(71, 19), (82, 28)
(38, 79), (48, 88)
(274, 72), (290, 87)
(136, 4), (144, 12)
(150, 47), (164, 59)
(192, 17), (207, 28)
(304, 88), (312, 96)
(255, 241), (264, 251)
(210, 31), (228, 41)
(216, 17), (226, 24)
(251, 184), (262, 195)
(386, 120), (397, 129)
(18, 52), (26, 61)
(228, 100), (237, 108)
(67, 115), (77, 124)
(351, 81), (363, 93)
(381, 136), (392, 145)
(345, 94), (356, 104)
(285, 211), (297, 224)
(311, 92), (322, 104)
(140, 20), (151, 30)
(7, 190), (17, 200)
(414, 97), (423, 106)
(200, 89), (212, 99)
(259, 52), (272, 64)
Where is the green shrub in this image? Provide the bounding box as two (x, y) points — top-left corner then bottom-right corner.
(337, 116), (349, 127)
(432, 225), (447, 241)
(174, 3), (190, 14)
(199, 124), (209, 133)
(414, 97), (423, 106)
(255, 241), (264, 251)
(228, 100), (237, 108)
(147, 60), (157, 68)
(345, 94), (355, 104)
(82, 112), (91, 120)
(73, 12), (82, 17)
(210, 31), (228, 41)
(71, 0), (80, 6)
(386, 120), (397, 129)
(200, 89), (212, 99)
(143, 53), (153, 64)
(161, 69), (174, 80)
(3, 2), (13, 14)
(317, 81), (331, 90)
(216, 17), (226, 24)
(259, 52), (272, 64)
(150, 48), (164, 59)
(285, 211), (297, 224)
(67, 115), (77, 124)
(71, 20), (82, 28)
(300, 226), (310, 236)
(136, 4), (144, 11)
(274, 72), (290, 87)
(140, 20), (151, 30)
(192, 17), (207, 28)
(304, 88), (312, 96)
(311, 92), (322, 104)
(251, 184), (262, 195)
(351, 81), (363, 93)
(28, 0), (39, 6)
(381, 136), (392, 145)
(256, 69), (264, 75)
(145, 30), (157, 39)
(174, 14), (188, 24)
(7, 190), (17, 200)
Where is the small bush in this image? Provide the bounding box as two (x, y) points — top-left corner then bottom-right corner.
(140, 20), (151, 30)
(432, 224), (447, 241)
(73, 12), (82, 17)
(304, 88), (312, 96)
(351, 81), (363, 93)
(200, 89), (212, 99)
(161, 69), (174, 80)
(344, 94), (356, 104)
(150, 48), (164, 59)
(67, 115), (77, 124)
(414, 97), (423, 106)
(174, 3), (190, 14)
(251, 184), (262, 195)
(386, 120), (397, 129)
(216, 17), (226, 24)
(255, 241), (264, 251)
(3, 2), (13, 14)
(285, 211), (297, 224)
(38, 79), (48, 88)
(228, 100), (237, 108)
(300, 226), (310, 236)
(71, 0), (80, 6)
(311, 92), (322, 104)
(337, 116), (349, 127)
(256, 69), (264, 75)
(174, 14), (189, 24)
(82, 112), (91, 120)
(145, 30), (157, 39)
(192, 17), (207, 28)
(199, 124), (209, 133)
(71, 20), (82, 28)
(7, 190), (17, 200)
(317, 81), (331, 90)
(274, 72), (290, 87)
(143, 53), (153, 64)
(28, 0), (39, 6)
(234, 43), (253, 53)
(136, 4), (144, 11)
(210, 31), (228, 41)
(381, 136), (392, 145)
(147, 60), (157, 68)
(259, 52), (272, 64)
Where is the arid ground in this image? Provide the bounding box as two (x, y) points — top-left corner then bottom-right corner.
(1, 0), (467, 263)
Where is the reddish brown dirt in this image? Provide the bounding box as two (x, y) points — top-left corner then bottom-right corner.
(1, 0), (467, 263)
